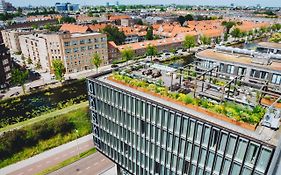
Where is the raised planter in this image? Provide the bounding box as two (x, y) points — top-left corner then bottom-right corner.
(108, 76), (257, 131)
(261, 98), (281, 108)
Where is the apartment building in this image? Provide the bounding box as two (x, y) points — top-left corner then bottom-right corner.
(19, 34), (50, 72)
(195, 47), (281, 87)
(87, 63), (281, 175)
(58, 32), (108, 73)
(1, 28), (46, 53)
(19, 31), (108, 74)
(0, 44), (12, 89)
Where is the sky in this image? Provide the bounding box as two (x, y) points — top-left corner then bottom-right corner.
(7, 0), (281, 7)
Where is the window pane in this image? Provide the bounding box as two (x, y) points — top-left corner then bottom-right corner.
(256, 147), (272, 173)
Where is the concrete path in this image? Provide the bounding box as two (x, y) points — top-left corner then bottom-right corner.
(0, 134), (93, 175)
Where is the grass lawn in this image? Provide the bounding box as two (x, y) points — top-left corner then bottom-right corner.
(0, 102), (88, 133)
(0, 104), (92, 168)
(36, 148), (97, 175)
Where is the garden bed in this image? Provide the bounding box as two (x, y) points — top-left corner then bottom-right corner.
(108, 74), (266, 130)
(261, 98), (281, 108)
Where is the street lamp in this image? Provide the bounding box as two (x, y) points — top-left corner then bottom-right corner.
(75, 129), (80, 158)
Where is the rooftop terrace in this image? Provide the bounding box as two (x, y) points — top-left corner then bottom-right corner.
(93, 60), (281, 145)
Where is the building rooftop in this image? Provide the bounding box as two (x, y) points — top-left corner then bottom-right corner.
(70, 32), (104, 38)
(197, 49), (281, 72)
(258, 42), (281, 50)
(93, 65), (281, 146)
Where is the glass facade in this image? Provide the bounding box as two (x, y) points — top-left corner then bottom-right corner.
(88, 80), (275, 175)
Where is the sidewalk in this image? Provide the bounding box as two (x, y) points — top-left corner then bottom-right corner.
(0, 134), (94, 175)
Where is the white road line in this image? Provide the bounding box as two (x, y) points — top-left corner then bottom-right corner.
(93, 163), (98, 166)
(86, 166), (90, 170)
(101, 159), (105, 162)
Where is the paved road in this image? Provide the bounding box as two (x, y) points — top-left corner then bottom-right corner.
(0, 135), (93, 175)
(49, 152), (115, 175)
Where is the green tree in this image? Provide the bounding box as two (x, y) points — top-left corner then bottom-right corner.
(11, 69), (29, 94)
(52, 59), (65, 82)
(145, 26), (153, 40)
(185, 14), (194, 21)
(183, 35), (196, 52)
(91, 53), (102, 73)
(27, 57), (32, 64)
(178, 15), (186, 26)
(271, 24), (281, 31)
(269, 33), (281, 43)
(102, 25), (126, 45)
(146, 44), (158, 62)
(121, 47), (134, 65)
(136, 19), (143, 25)
(59, 17), (76, 24)
(222, 21), (236, 34)
(35, 61), (42, 70)
(200, 35), (211, 45)
(230, 28), (242, 38)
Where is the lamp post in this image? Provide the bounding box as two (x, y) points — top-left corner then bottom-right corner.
(75, 129), (80, 158)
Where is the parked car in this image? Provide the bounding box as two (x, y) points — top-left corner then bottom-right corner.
(142, 69), (153, 76)
(152, 71), (162, 78)
(111, 64), (119, 68)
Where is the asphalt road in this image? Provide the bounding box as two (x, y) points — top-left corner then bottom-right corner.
(49, 152), (115, 175)
(7, 140), (94, 175)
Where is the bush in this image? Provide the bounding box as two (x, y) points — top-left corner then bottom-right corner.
(0, 116), (74, 161)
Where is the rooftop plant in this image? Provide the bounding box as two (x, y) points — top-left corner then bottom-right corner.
(111, 73), (266, 125)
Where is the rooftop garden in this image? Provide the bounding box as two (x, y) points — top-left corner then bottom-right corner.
(111, 72), (266, 125)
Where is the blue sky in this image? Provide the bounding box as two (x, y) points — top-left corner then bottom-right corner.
(7, 0), (281, 7)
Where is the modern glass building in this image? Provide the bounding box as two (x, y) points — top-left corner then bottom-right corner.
(87, 70), (281, 175)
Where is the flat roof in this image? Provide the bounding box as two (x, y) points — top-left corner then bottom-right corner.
(71, 32), (103, 38)
(258, 42), (281, 50)
(95, 74), (280, 146)
(197, 49), (281, 72)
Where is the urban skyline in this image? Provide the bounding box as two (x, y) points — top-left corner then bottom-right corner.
(7, 0), (281, 7)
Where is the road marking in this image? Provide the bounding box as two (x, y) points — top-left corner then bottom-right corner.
(101, 159), (105, 162)
(93, 163), (98, 166)
(86, 166), (90, 170)
(77, 170), (83, 174)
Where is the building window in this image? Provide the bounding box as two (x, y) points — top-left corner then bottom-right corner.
(226, 65), (235, 74)
(154, 162), (160, 174)
(245, 142), (259, 165)
(238, 67), (246, 76)
(80, 40), (85, 44)
(64, 42), (70, 46)
(271, 74), (281, 85)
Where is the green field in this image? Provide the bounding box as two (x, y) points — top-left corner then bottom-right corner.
(0, 103), (92, 168)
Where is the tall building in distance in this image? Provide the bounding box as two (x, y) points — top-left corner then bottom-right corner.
(88, 47), (281, 175)
(0, 44), (12, 89)
(55, 2), (79, 12)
